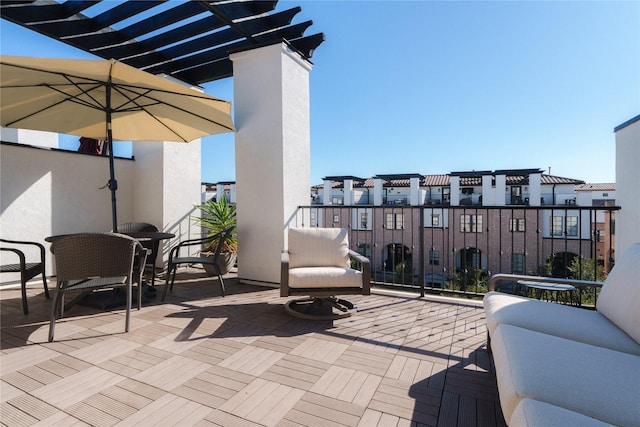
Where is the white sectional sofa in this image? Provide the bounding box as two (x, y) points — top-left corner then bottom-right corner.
(484, 243), (640, 427)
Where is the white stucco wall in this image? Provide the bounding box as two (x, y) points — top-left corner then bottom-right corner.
(0, 143), (134, 278)
(231, 42), (312, 285)
(132, 139), (202, 265)
(615, 116), (640, 255)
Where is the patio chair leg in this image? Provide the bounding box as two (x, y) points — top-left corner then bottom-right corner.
(48, 290), (62, 342)
(125, 284), (131, 332)
(42, 275), (50, 299)
(161, 265), (176, 302)
(218, 274), (226, 297)
(20, 277), (28, 315)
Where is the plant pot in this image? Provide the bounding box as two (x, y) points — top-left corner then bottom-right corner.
(201, 252), (236, 276)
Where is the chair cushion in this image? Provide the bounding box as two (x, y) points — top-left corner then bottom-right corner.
(289, 267), (363, 288)
(288, 228), (350, 269)
(491, 324), (640, 426)
(596, 242), (640, 344)
(483, 292), (640, 355)
(511, 399), (616, 427)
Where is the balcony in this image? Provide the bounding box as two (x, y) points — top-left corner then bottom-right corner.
(0, 269), (503, 426)
(296, 204), (618, 300)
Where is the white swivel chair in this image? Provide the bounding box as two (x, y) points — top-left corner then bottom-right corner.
(281, 227), (371, 319)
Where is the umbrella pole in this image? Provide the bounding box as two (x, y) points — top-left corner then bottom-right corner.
(107, 133), (118, 232)
(106, 76), (118, 232)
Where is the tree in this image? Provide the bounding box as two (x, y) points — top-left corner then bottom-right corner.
(568, 256), (605, 282)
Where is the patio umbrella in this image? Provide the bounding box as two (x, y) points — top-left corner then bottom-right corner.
(0, 55), (235, 231)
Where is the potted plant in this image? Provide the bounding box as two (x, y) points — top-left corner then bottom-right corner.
(193, 196), (237, 275)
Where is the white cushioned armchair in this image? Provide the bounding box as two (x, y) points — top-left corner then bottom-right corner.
(281, 227), (370, 319)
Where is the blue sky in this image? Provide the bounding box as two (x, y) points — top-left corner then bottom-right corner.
(2, 1), (639, 185)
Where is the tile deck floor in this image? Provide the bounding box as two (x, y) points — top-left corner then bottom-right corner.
(1, 268), (506, 427)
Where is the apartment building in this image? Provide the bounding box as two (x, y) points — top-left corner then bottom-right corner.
(304, 169), (617, 284)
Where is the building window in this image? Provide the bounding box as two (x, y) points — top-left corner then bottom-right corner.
(310, 211), (317, 227)
(442, 187), (450, 204)
(596, 229), (606, 242)
(357, 243), (372, 257)
(566, 216), (578, 237)
(385, 213), (404, 230)
(512, 253), (524, 274)
(432, 214), (440, 227)
(551, 216), (563, 237)
(333, 214), (340, 224)
(429, 249), (440, 265)
(510, 218), (525, 232)
(360, 212), (368, 229)
(461, 187), (473, 195)
(460, 214), (482, 233)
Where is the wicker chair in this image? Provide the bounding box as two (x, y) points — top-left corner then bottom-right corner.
(281, 228), (371, 319)
(162, 226), (235, 301)
(48, 233), (147, 342)
(0, 238), (50, 314)
(116, 222), (160, 287)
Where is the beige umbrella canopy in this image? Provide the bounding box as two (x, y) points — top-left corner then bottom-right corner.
(0, 55), (235, 230)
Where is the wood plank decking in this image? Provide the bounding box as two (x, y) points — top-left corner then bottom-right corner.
(1, 269), (506, 427)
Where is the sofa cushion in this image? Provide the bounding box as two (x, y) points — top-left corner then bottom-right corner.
(491, 324), (640, 426)
(511, 399), (615, 427)
(483, 292), (640, 355)
(289, 267), (363, 288)
(596, 242), (640, 344)
(288, 228), (350, 269)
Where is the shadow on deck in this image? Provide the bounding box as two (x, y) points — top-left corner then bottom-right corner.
(1, 267), (506, 427)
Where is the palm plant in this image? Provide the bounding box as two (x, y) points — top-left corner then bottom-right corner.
(193, 196), (237, 254)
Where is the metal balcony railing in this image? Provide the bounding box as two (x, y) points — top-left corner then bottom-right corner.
(294, 204), (619, 298)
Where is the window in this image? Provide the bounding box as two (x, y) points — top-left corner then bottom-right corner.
(385, 213), (404, 230)
(431, 214), (440, 227)
(460, 214), (483, 233)
(512, 253), (524, 274)
(551, 216), (563, 237)
(566, 216), (578, 237)
(442, 187), (450, 204)
(333, 214), (340, 224)
(357, 243), (372, 257)
(551, 215), (578, 237)
(310, 211), (317, 227)
(360, 212), (368, 229)
(596, 230), (606, 242)
(461, 187), (473, 195)
(510, 218), (525, 232)
(429, 249), (440, 265)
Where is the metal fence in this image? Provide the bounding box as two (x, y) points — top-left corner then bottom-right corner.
(293, 204), (619, 297)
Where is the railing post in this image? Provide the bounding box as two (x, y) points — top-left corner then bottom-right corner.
(419, 206), (425, 297)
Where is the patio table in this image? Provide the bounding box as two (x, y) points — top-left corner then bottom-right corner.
(517, 280), (578, 305)
(119, 231), (174, 288)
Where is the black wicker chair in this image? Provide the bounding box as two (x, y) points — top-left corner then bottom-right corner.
(116, 222), (160, 287)
(162, 226), (235, 301)
(48, 233), (147, 342)
(0, 238), (50, 314)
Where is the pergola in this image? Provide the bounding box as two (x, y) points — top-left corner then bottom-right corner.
(0, 0), (325, 85)
(1, 0), (325, 286)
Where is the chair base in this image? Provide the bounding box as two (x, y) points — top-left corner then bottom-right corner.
(284, 297), (357, 320)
